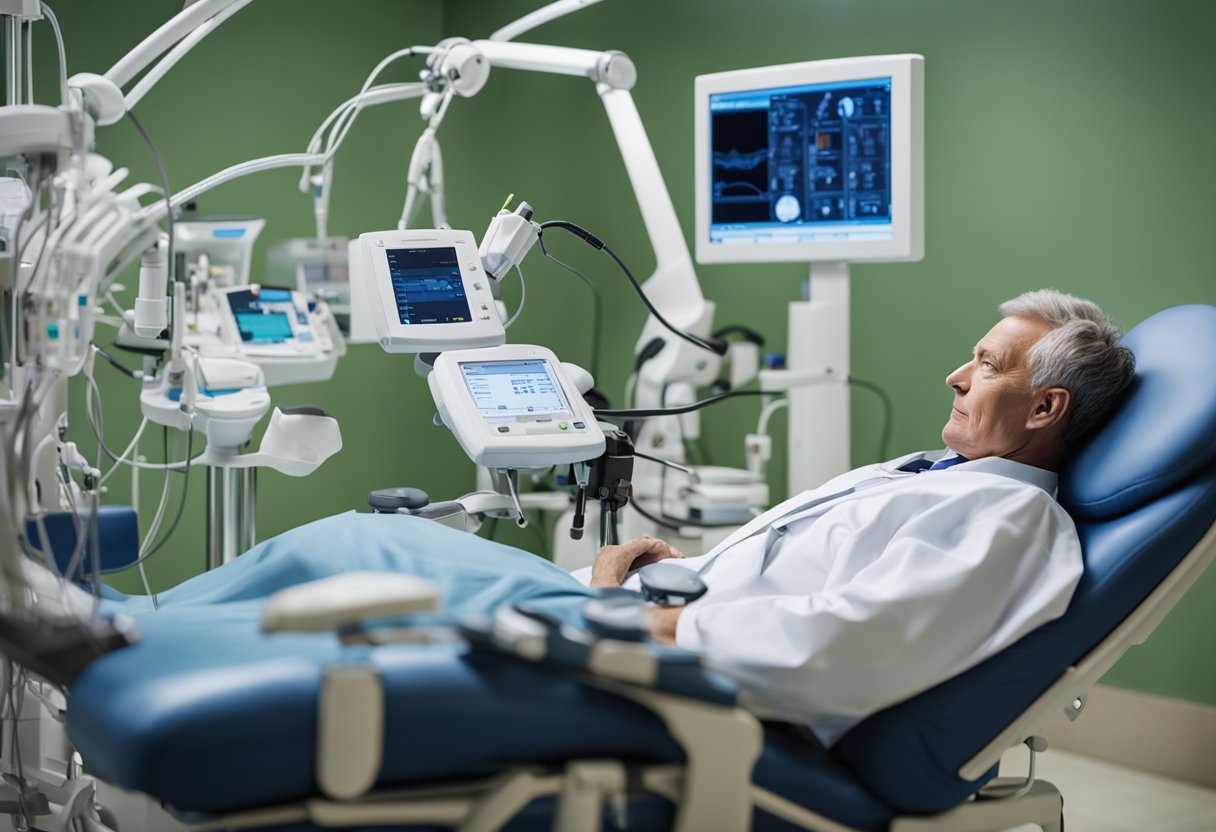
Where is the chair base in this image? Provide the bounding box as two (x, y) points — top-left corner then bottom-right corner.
(890, 778), (1062, 832)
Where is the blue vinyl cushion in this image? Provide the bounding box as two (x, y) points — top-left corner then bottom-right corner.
(1061, 305), (1216, 519)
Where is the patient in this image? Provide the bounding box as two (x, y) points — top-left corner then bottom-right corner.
(574, 288), (1135, 742)
(107, 289), (1133, 747)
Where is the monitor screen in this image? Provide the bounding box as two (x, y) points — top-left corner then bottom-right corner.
(385, 246), (472, 325)
(694, 55), (923, 264)
(710, 77), (892, 244)
(227, 287), (298, 344)
(460, 359), (571, 421)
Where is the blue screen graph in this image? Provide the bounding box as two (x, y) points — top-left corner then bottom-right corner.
(385, 246), (471, 325)
(709, 76), (892, 245)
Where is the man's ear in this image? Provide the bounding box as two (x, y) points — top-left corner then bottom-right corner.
(1027, 386), (1071, 431)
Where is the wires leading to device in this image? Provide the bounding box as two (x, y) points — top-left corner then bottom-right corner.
(126, 110), (175, 291)
(849, 377), (893, 462)
(538, 221), (726, 357)
(535, 232), (604, 379)
(503, 261), (526, 329)
(595, 388), (773, 419)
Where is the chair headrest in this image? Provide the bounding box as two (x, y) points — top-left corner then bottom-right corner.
(1061, 304), (1216, 519)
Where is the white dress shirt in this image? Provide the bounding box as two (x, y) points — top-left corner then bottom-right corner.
(579, 450), (1083, 745)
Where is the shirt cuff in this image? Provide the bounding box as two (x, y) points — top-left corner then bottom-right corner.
(674, 603), (707, 652)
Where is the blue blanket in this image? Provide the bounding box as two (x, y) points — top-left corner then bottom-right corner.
(98, 511), (597, 675)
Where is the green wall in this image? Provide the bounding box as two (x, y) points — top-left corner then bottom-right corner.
(441, 0), (1216, 706)
(29, 0), (1216, 706)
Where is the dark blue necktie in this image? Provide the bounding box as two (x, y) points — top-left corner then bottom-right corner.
(927, 454), (968, 471)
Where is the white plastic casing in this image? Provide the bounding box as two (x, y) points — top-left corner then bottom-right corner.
(351, 229), (505, 354)
(694, 54), (924, 264)
(428, 344), (605, 469)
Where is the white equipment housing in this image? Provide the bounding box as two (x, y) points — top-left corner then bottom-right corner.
(693, 55), (925, 494)
(350, 229), (506, 353)
(175, 216), (266, 288)
(429, 344), (605, 469)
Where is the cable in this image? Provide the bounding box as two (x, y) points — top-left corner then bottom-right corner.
(503, 261), (526, 329)
(632, 449), (697, 480)
(98, 418), (147, 488)
(628, 497), (739, 532)
(94, 346), (142, 379)
(595, 388), (773, 419)
(25, 20), (34, 104)
(135, 425), (194, 564)
(85, 372), (195, 470)
(40, 2), (70, 106)
(757, 397), (788, 437)
(848, 377), (893, 462)
(126, 110), (175, 294)
(139, 428), (175, 556)
(535, 232), (603, 379)
(538, 221), (726, 357)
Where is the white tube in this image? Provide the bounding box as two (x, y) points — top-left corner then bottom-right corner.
(124, 0), (253, 111)
(299, 83), (425, 191)
(105, 0), (238, 88)
(474, 39), (604, 78)
(489, 0), (605, 42)
(134, 242), (167, 338)
(137, 152), (327, 223)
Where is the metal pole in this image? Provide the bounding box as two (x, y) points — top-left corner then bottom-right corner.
(240, 467), (256, 553)
(5, 17), (23, 106)
(206, 466), (223, 570)
(206, 465), (258, 568)
(221, 466), (239, 564)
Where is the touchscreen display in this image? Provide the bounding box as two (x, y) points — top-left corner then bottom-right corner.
(227, 287), (297, 344)
(386, 246), (472, 325)
(460, 359), (570, 420)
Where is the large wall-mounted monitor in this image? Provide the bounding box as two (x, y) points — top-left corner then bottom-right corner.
(695, 54), (923, 264)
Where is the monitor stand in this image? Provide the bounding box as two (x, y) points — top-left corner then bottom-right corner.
(786, 261), (851, 495)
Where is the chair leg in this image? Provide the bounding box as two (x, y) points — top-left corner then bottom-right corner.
(889, 779), (1063, 832)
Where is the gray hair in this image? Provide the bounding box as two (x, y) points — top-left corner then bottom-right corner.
(999, 289), (1136, 446)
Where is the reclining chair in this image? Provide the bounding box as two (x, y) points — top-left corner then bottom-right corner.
(38, 304), (1216, 831)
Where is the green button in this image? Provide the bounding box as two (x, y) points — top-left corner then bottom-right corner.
(558, 422), (569, 430)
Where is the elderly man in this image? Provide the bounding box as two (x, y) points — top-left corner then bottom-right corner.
(578, 289), (1135, 744)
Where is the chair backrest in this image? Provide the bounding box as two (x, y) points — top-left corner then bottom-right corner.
(834, 304), (1216, 814)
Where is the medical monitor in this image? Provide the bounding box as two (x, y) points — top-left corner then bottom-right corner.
(695, 54), (923, 264)
(350, 229), (505, 353)
(226, 287), (300, 345)
(429, 344), (605, 469)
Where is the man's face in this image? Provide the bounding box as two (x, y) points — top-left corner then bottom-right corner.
(941, 315), (1053, 460)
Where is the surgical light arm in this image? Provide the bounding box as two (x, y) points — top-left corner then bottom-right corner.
(469, 39), (716, 407)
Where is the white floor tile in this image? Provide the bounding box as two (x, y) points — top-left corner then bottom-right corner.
(998, 747), (1216, 831)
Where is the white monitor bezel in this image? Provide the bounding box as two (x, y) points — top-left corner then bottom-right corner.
(429, 344), (606, 469)
(694, 54), (923, 265)
(356, 229), (505, 354)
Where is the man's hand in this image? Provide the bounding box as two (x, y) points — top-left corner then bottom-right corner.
(589, 534), (683, 589)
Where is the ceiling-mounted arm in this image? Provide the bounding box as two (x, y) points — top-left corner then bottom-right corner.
(105, 0), (242, 88)
(69, 0), (251, 126)
(471, 39), (705, 320)
(488, 0), (606, 43)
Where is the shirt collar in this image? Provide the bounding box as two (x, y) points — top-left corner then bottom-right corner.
(951, 455), (1058, 494)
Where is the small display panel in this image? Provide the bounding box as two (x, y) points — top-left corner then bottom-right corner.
(227, 287), (299, 344)
(460, 359), (570, 421)
(386, 246), (472, 325)
(709, 76), (892, 246)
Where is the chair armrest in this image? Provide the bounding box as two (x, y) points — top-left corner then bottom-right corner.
(261, 572), (441, 634)
(461, 599), (738, 707)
